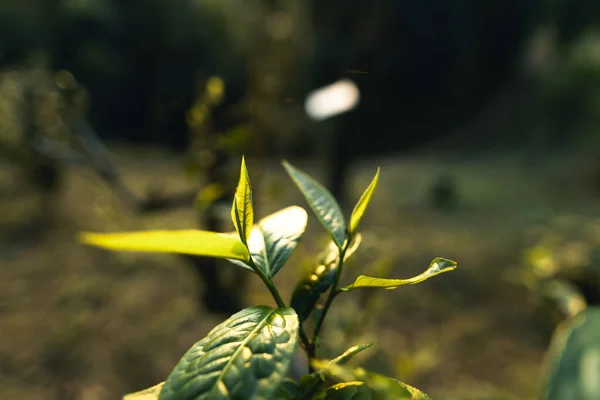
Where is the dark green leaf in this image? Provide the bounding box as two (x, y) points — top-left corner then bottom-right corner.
(543, 307), (600, 400)
(348, 168), (380, 236)
(282, 161), (346, 248)
(231, 156), (254, 243)
(124, 382), (165, 400)
(159, 306), (299, 400)
(275, 378), (300, 400)
(291, 234), (362, 322)
(342, 258), (457, 291)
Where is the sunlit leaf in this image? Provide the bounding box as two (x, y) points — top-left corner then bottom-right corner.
(342, 257), (457, 291)
(159, 306), (299, 400)
(309, 362), (431, 399)
(329, 343), (376, 366)
(123, 382), (164, 400)
(291, 234), (362, 322)
(249, 206), (308, 277)
(80, 230), (250, 262)
(231, 156), (254, 243)
(348, 168), (380, 236)
(295, 343), (377, 399)
(282, 161), (346, 248)
(227, 206), (308, 277)
(543, 307), (600, 400)
(320, 234), (363, 267)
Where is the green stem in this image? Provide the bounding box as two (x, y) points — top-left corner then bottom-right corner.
(306, 241), (349, 372)
(312, 245), (347, 340)
(247, 258), (286, 309)
(299, 325), (311, 351)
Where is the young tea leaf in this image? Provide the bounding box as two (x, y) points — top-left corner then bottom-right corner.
(80, 230), (250, 262)
(123, 382), (165, 400)
(227, 206), (308, 277)
(296, 343), (376, 399)
(309, 362), (431, 400)
(282, 161), (346, 249)
(329, 343), (376, 366)
(312, 381), (374, 400)
(231, 156), (254, 243)
(543, 307), (600, 400)
(342, 257), (457, 291)
(348, 168), (380, 236)
(158, 306), (299, 400)
(291, 234), (362, 322)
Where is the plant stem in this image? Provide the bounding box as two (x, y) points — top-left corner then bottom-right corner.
(306, 242), (348, 371)
(299, 325), (311, 350)
(312, 245), (347, 340)
(247, 258), (286, 309)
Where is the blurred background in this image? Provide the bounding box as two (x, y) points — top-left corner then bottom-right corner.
(1, 0), (600, 399)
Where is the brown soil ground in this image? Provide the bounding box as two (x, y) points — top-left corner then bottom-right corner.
(1, 146), (599, 399)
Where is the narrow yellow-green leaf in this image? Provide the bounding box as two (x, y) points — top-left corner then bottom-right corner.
(348, 168), (380, 236)
(342, 257), (457, 291)
(123, 382), (165, 400)
(309, 362), (430, 399)
(282, 160), (346, 248)
(231, 156), (254, 243)
(80, 230), (250, 261)
(330, 343), (377, 365)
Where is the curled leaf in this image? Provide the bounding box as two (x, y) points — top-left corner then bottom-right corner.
(342, 257), (457, 291)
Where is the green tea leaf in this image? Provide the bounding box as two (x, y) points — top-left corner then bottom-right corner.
(296, 343), (376, 399)
(291, 234), (362, 322)
(231, 156), (254, 243)
(227, 207), (308, 277)
(282, 161), (346, 248)
(80, 230), (250, 262)
(543, 307), (600, 400)
(123, 382), (165, 400)
(312, 381), (374, 400)
(348, 168), (380, 236)
(274, 378), (300, 400)
(159, 306), (299, 400)
(342, 257), (457, 291)
(309, 362), (431, 400)
(329, 343), (376, 366)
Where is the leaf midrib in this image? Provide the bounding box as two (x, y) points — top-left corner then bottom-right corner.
(209, 308), (279, 398)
